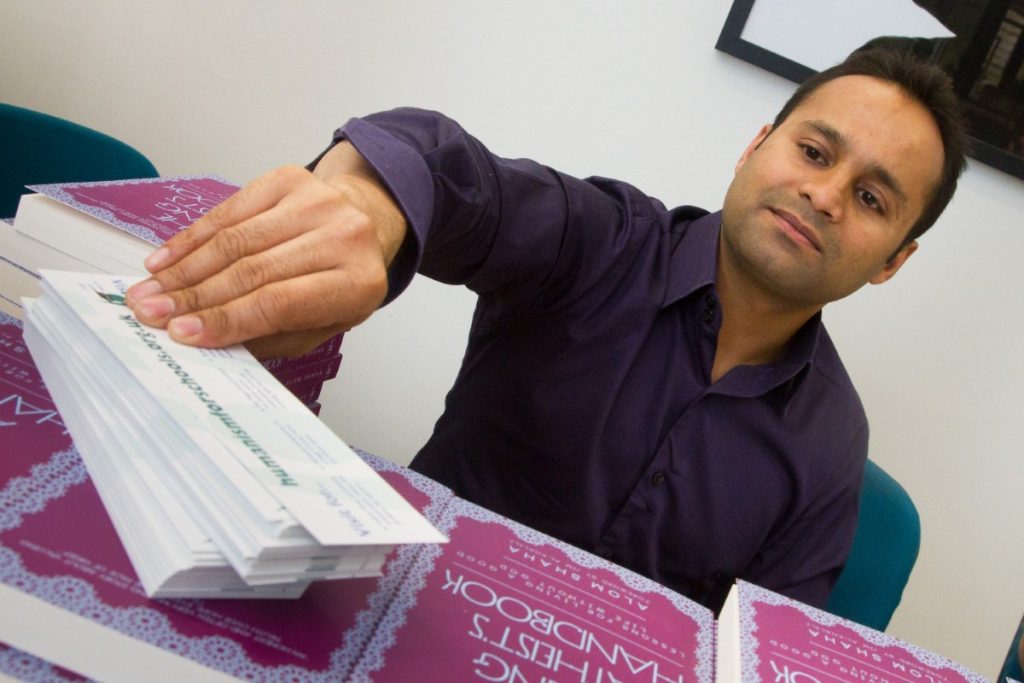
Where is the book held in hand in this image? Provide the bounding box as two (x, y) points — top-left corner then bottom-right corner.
(20, 270), (445, 598)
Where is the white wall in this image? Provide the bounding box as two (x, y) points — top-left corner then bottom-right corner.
(2, 1), (1020, 676)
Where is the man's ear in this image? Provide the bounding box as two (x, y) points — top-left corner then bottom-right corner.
(735, 124), (774, 174)
(870, 240), (918, 285)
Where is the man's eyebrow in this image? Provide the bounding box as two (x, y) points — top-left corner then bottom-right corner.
(805, 120), (909, 208)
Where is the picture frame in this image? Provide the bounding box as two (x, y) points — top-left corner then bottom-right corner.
(716, 0), (1024, 181)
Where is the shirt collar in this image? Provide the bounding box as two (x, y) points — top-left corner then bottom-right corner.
(662, 209), (722, 309)
(664, 209), (826, 404)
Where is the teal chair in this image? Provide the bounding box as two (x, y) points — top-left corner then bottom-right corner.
(999, 615), (1023, 682)
(0, 103), (158, 218)
(826, 459), (921, 631)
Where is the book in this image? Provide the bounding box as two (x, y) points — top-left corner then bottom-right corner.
(0, 258), (31, 320)
(13, 176), (237, 273)
(1, 176), (344, 411)
(716, 581), (988, 683)
(0, 219), (100, 275)
(348, 494), (717, 682)
(21, 271), (446, 598)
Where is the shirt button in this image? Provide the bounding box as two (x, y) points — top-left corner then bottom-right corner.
(702, 308), (715, 323)
(650, 471), (666, 486)
(705, 293), (717, 310)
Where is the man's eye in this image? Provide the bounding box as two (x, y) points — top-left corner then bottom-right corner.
(800, 144), (825, 164)
(858, 189), (884, 213)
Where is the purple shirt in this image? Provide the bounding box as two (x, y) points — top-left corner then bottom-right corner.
(334, 108), (867, 611)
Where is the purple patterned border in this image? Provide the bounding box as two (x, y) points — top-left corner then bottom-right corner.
(27, 176), (235, 247)
(0, 421), (452, 680)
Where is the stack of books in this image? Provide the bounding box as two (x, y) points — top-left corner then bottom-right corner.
(0, 175), (342, 414)
(0, 309), (993, 681)
(20, 270), (445, 598)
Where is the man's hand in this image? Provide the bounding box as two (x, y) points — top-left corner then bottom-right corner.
(125, 142), (407, 358)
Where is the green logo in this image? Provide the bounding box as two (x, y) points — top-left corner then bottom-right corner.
(96, 291), (127, 306)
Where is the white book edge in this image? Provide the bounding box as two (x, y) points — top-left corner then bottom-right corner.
(13, 194), (149, 273)
(0, 220), (102, 274)
(715, 583), (740, 683)
(0, 583), (237, 683)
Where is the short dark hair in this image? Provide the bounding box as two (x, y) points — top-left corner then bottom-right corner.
(771, 47), (968, 245)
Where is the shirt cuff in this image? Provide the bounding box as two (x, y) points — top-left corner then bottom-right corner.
(333, 117), (435, 304)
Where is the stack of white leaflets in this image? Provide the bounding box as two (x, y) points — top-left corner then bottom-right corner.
(22, 270), (446, 599)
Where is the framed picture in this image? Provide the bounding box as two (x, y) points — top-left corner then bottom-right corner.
(716, 0), (1024, 181)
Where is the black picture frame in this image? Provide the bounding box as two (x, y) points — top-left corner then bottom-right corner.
(716, 0), (1024, 181)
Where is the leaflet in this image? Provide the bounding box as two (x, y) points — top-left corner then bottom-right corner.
(35, 270), (446, 548)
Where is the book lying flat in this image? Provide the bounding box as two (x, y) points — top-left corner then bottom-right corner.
(21, 271), (445, 597)
(0, 221), (100, 318)
(349, 494), (717, 681)
(0, 309), (992, 681)
(14, 176), (237, 273)
(0, 219), (100, 276)
(0, 259), (31, 320)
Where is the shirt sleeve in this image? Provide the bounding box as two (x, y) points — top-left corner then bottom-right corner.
(742, 423), (868, 609)
(322, 107), (638, 315)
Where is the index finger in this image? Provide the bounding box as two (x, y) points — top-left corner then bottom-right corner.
(143, 166), (310, 274)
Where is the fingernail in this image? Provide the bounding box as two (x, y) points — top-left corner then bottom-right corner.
(145, 247), (171, 271)
(126, 279), (162, 305)
(169, 315), (203, 339)
(136, 295), (174, 320)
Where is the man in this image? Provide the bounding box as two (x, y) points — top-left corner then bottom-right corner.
(125, 49), (967, 611)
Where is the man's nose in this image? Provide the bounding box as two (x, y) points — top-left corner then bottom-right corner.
(799, 171), (846, 222)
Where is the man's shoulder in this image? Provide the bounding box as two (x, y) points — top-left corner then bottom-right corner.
(810, 324), (862, 396)
(578, 175), (710, 228)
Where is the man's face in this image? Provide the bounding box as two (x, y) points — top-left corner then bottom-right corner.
(720, 75), (945, 310)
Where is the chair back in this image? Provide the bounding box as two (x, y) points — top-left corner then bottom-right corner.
(825, 459), (921, 631)
(999, 615), (1023, 683)
(0, 103), (158, 218)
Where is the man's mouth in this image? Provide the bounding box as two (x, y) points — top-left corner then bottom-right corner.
(770, 208), (822, 252)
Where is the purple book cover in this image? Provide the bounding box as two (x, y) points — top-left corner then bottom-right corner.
(286, 381), (324, 407)
(273, 353), (343, 389)
(352, 496), (716, 683)
(0, 318), (455, 680)
(28, 176), (238, 246)
(259, 332), (344, 371)
(737, 581), (987, 682)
